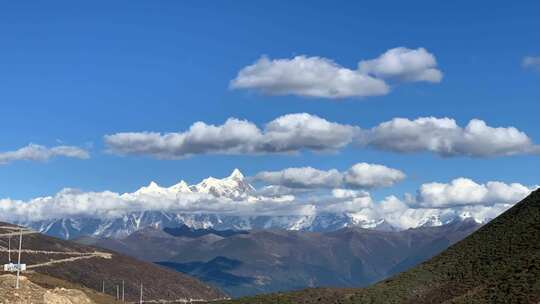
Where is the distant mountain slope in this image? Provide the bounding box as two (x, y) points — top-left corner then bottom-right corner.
(81, 220), (480, 297)
(0, 223), (226, 302)
(157, 257), (254, 288)
(212, 188), (540, 304)
(163, 225), (249, 238)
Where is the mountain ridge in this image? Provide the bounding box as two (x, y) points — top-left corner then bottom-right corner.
(19, 170), (499, 240)
(163, 224), (249, 238)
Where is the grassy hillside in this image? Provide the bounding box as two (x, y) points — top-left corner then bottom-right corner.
(212, 188), (540, 304)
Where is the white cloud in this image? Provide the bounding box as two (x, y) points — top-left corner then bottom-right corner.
(105, 113), (358, 158)
(358, 47), (443, 82)
(104, 118), (262, 158)
(321, 189), (374, 213)
(254, 167), (343, 189)
(378, 201), (514, 230)
(331, 178), (535, 229)
(0, 144), (90, 165)
(230, 55), (389, 98)
(0, 187), (306, 222)
(253, 185), (308, 197)
(522, 56), (540, 70)
(313, 187), (527, 230)
(331, 188), (369, 199)
(105, 114), (539, 159)
(230, 47), (441, 99)
(343, 163), (406, 188)
(413, 178), (536, 208)
(254, 163), (405, 190)
(0, 171), (535, 231)
(262, 113), (357, 152)
(363, 117), (539, 157)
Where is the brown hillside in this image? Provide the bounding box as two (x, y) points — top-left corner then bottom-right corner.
(0, 223), (226, 302)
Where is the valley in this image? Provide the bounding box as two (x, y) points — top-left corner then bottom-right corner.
(79, 219), (480, 297)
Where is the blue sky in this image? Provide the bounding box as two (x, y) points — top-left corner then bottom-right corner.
(0, 1), (539, 201)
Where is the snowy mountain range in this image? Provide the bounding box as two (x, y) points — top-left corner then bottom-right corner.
(21, 169), (489, 240)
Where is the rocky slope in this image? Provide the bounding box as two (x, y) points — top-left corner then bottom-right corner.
(0, 274), (92, 304)
(0, 273), (115, 304)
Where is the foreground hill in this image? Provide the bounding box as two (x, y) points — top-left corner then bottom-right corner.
(0, 273), (112, 304)
(0, 223), (225, 302)
(209, 188), (540, 303)
(79, 220), (480, 297)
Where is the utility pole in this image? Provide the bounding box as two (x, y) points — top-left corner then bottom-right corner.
(102, 280), (105, 293)
(116, 285), (119, 300)
(7, 235), (11, 263)
(122, 280), (125, 302)
(15, 228), (22, 289)
(139, 283), (143, 304)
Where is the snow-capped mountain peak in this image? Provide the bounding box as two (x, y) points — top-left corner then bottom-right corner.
(228, 168), (244, 180)
(418, 214), (447, 227)
(458, 211), (487, 224)
(134, 181), (169, 196)
(191, 169), (254, 198)
(126, 169), (254, 200)
(168, 180), (191, 193)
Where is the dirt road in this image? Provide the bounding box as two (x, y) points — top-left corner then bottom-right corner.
(0, 226), (112, 269)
